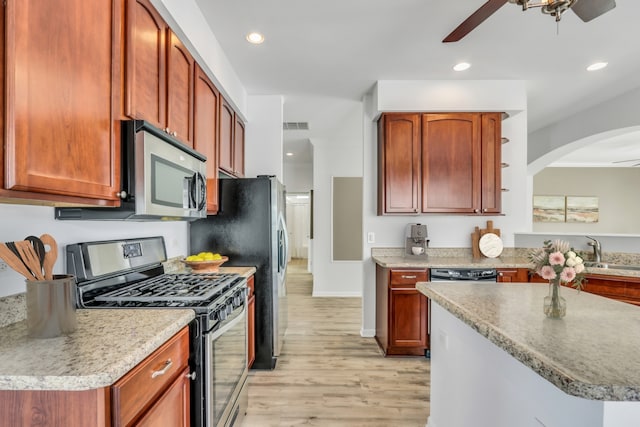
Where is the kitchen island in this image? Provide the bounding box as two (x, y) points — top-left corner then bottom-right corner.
(417, 281), (640, 427)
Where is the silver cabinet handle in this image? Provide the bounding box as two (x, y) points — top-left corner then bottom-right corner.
(402, 275), (417, 279)
(185, 371), (197, 380)
(151, 359), (173, 378)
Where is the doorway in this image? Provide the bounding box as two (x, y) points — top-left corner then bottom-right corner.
(285, 193), (311, 269)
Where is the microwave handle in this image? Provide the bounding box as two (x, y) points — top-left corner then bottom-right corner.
(190, 172), (207, 211)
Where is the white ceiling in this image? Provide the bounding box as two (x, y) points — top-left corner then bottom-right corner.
(194, 0), (640, 167)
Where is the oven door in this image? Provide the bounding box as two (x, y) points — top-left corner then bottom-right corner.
(205, 304), (248, 427)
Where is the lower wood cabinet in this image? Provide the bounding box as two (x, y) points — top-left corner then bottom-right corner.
(497, 268), (529, 283)
(247, 275), (256, 368)
(375, 266), (429, 356)
(529, 270), (640, 307)
(581, 274), (640, 307)
(112, 326), (190, 426)
(0, 326), (190, 427)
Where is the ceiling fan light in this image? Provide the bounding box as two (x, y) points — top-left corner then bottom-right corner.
(453, 62), (471, 71)
(587, 62), (608, 71)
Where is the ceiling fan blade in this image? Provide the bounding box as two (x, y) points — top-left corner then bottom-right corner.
(571, 0), (616, 22)
(443, 0), (508, 43)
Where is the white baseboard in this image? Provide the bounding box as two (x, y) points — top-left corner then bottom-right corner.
(360, 328), (375, 337)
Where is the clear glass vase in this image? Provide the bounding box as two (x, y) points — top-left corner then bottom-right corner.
(544, 279), (566, 318)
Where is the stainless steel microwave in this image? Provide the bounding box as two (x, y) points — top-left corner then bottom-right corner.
(55, 120), (207, 221)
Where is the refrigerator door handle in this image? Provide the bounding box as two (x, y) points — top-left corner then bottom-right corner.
(278, 214), (289, 273)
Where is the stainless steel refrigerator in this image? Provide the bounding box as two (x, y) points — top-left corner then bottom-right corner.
(189, 175), (288, 370)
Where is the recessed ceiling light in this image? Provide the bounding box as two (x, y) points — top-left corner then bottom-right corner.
(587, 62), (608, 71)
(453, 62), (471, 71)
(246, 32), (265, 44)
(286, 152), (294, 156)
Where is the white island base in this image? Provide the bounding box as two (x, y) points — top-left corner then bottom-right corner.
(427, 302), (640, 427)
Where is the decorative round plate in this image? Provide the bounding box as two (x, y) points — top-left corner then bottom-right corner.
(181, 256), (228, 273)
(478, 233), (503, 258)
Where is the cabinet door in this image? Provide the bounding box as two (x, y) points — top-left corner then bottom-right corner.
(378, 113), (421, 214)
(124, 0), (167, 129)
(497, 268), (529, 283)
(422, 113), (480, 213)
(193, 65), (220, 214)
(4, 0), (120, 202)
(135, 367), (190, 427)
(233, 116), (245, 177)
(218, 97), (235, 174)
(480, 113), (502, 214)
(389, 288), (428, 349)
(166, 30), (194, 147)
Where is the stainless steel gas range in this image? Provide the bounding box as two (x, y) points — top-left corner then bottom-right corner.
(66, 236), (248, 427)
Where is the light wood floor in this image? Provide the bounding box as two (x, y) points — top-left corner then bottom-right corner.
(241, 259), (430, 427)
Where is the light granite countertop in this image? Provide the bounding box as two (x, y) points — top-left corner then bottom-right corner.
(0, 308), (194, 391)
(417, 281), (640, 401)
(372, 251), (640, 278)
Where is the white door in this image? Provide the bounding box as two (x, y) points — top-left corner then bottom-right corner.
(285, 193), (310, 260)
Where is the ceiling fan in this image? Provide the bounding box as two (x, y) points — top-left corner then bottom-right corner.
(443, 0), (616, 43)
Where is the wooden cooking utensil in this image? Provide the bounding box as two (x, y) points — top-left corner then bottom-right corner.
(25, 235), (46, 269)
(14, 240), (45, 281)
(0, 243), (37, 280)
(39, 234), (58, 281)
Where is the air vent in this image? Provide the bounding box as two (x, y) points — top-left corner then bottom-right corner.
(283, 122), (309, 130)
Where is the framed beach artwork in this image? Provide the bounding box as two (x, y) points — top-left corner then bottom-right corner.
(533, 195), (565, 222)
(566, 196), (599, 223)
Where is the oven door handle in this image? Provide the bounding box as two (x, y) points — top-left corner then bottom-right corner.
(211, 305), (246, 341)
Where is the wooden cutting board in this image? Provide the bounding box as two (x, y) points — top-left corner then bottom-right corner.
(471, 221), (501, 258)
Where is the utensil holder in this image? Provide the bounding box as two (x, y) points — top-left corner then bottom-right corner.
(26, 274), (77, 338)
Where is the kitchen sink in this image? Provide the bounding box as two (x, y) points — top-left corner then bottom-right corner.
(584, 261), (640, 271)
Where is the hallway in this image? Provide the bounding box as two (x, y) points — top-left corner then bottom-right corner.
(241, 259), (430, 426)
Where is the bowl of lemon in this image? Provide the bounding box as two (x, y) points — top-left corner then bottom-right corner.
(182, 252), (228, 273)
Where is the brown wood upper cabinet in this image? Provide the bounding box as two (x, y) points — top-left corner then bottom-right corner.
(2, 0), (121, 205)
(218, 97), (245, 177)
(193, 64), (220, 214)
(378, 113), (421, 214)
(378, 112), (502, 215)
(124, 0), (194, 147)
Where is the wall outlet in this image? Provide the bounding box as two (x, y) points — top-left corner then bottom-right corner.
(0, 261), (8, 273)
(367, 232), (375, 244)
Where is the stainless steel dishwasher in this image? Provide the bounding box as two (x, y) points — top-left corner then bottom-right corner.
(430, 268), (498, 282)
(426, 267), (498, 359)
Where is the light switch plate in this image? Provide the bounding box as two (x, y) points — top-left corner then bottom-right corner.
(367, 232), (375, 244)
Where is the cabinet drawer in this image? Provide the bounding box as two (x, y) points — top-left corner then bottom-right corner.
(112, 327), (189, 426)
(390, 270), (428, 287)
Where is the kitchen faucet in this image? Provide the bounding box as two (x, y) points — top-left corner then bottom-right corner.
(586, 236), (602, 262)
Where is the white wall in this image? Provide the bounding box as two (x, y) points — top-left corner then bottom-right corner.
(311, 101), (364, 297)
(284, 162), (313, 193)
(528, 86), (640, 173)
(533, 168), (640, 234)
(245, 95), (284, 180)
(0, 204), (188, 297)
